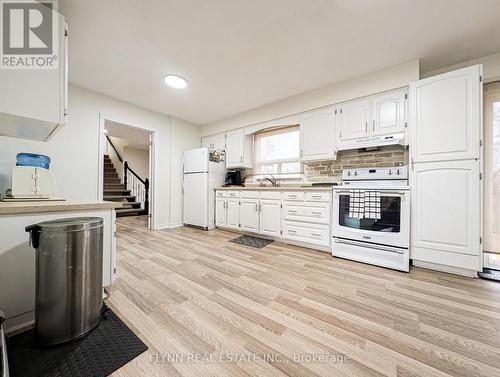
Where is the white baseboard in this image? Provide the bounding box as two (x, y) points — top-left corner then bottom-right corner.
(156, 222), (184, 230)
(413, 260), (478, 277)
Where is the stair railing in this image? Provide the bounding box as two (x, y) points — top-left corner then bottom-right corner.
(124, 161), (149, 215)
(106, 135), (123, 162)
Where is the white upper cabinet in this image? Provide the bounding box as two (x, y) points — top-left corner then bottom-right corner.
(225, 129), (253, 168)
(410, 65), (481, 163)
(0, 13), (68, 142)
(300, 107), (335, 161)
(336, 98), (370, 146)
(239, 199), (259, 232)
(214, 133), (226, 150)
(371, 89), (407, 137)
(201, 136), (214, 149)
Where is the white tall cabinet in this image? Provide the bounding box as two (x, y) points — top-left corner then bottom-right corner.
(409, 65), (482, 276)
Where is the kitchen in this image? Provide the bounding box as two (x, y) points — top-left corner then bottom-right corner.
(1, 1), (500, 377)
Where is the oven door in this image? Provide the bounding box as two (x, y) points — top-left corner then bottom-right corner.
(332, 189), (410, 248)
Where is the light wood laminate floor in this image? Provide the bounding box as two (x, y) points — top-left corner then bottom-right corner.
(107, 216), (500, 377)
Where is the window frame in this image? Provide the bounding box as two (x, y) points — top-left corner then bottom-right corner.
(253, 125), (303, 177)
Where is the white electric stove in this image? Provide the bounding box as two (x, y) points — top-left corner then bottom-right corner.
(331, 167), (410, 272)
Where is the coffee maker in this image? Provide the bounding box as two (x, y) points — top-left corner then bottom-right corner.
(224, 170), (242, 186)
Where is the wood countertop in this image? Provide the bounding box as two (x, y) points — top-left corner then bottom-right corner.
(0, 200), (123, 215)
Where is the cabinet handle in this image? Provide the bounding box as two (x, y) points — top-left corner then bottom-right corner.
(372, 119), (375, 131)
(311, 195), (322, 199)
(411, 157), (414, 171)
(289, 195), (297, 198)
(365, 121), (368, 133)
(311, 212), (322, 215)
(255, 204), (258, 212)
(311, 233), (322, 237)
(240, 156), (243, 163)
(288, 229), (297, 233)
(288, 210), (297, 213)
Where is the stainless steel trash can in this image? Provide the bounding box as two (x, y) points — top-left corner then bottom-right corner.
(25, 217), (103, 346)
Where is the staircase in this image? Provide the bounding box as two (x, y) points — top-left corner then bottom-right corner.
(103, 155), (146, 217)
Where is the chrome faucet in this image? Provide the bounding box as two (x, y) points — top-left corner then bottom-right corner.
(262, 175), (277, 187)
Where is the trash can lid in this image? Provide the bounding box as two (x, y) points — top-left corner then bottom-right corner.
(35, 217), (104, 232)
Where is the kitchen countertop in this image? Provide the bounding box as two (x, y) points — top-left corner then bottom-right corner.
(0, 200), (123, 215)
(215, 186), (335, 191)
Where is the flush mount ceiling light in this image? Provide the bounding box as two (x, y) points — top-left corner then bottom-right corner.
(164, 74), (188, 89)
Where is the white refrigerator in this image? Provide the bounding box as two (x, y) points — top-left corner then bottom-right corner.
(183, 148), (226, 229)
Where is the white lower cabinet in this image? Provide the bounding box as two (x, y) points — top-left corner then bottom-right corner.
(283, 221), (330, 247)
(215, 189), (332, 250)
(215, 199), (227, 226)
(240, 199), (259, 232)
(259, 200), (282, 237)
(226, 198), (240, 229)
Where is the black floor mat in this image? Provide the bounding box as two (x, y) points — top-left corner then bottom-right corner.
(478, 268), (500, 282)
(229, 235), (274, 249)
(7, 305), (148, 377)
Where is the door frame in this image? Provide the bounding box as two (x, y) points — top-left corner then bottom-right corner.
(98, 113), (158, 230)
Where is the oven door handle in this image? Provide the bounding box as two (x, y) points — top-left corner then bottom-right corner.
(335, 190), (407, 196)
(333, 237), (406, 254)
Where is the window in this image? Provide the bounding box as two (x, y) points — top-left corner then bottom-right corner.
(254, 125), (302, 176)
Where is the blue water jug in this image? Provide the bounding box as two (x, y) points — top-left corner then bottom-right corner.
(16, 153), (51, 169)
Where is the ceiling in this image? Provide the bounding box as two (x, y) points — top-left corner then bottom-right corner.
(105, 120), (150, 150)
(60, 0), (500, 125)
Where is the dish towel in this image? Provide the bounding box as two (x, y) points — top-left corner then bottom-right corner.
(348, 190), (365, 218)
(364, 190), (381, 219)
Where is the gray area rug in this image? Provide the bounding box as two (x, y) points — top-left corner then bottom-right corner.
(229, 235), (274, 249)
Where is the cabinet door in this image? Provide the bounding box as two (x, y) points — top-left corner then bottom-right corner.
(214, 133), (226, 150)
(260, 200), (282, 237)
(225, 130), (244, 167)
(226, 199), (240, 229)
(371, 89), (406, 136)
(410, 65), (481, 162)
(215, 199), (226, 227)
(240, 199), (259, 232)
(201, 136), (214, 150)
(337, 98), (370, 144)
(411, 160), (481, 267)
(300, 108), (334, 161)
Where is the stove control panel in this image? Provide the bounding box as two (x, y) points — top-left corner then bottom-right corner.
(342, 166), (408, 181)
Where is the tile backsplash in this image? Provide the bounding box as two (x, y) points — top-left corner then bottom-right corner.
(242, 145), (407, 183)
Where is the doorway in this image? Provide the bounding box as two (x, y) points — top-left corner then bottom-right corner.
(483, 82), (500, 271)
(98, 114), (157, 230)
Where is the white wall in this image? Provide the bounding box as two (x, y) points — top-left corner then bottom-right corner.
(201, 60), (419, 136)
(421, 51), (500, 82)
(169, 117), (202, 227)
(0, 84), (200, 228)
(123, 146), (149, 180)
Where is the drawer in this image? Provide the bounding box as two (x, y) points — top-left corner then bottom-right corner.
(305, 191), (331, 203)
(215, 190), (227, 198)
(227, 190), (240, 198)
(283, 191), (304, 201)
(260, 191), (282, 200)
(240, 190), (260, 199)
(283, 202), (330, 224)
(283, 221), (330, 247)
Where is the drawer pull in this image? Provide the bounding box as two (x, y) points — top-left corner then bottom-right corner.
(311, 212), (322, 215)
(288, 229), (297, 233)
(288, 195), (297, 198)
(311, 195), (322, 199)
(288, 210), (297, 213)
(311, 233), (322, 237)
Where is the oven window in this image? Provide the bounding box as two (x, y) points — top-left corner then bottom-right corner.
(338, 194), (401, 233)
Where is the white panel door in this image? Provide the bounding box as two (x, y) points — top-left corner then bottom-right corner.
(183, 173), (208, 228)
(411, 159), (480, 257)
(215, 199), (226, 227)
(300, 108), (334, 161)
(225, 129), (244, 167)
(226, 198), (240, 229)
(240, 199), (259, 232)
(259, 200), (282, 237)
(371, 88), (406, 136)
(410, 65), (481, 162)
(337, 98), (370, 144)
